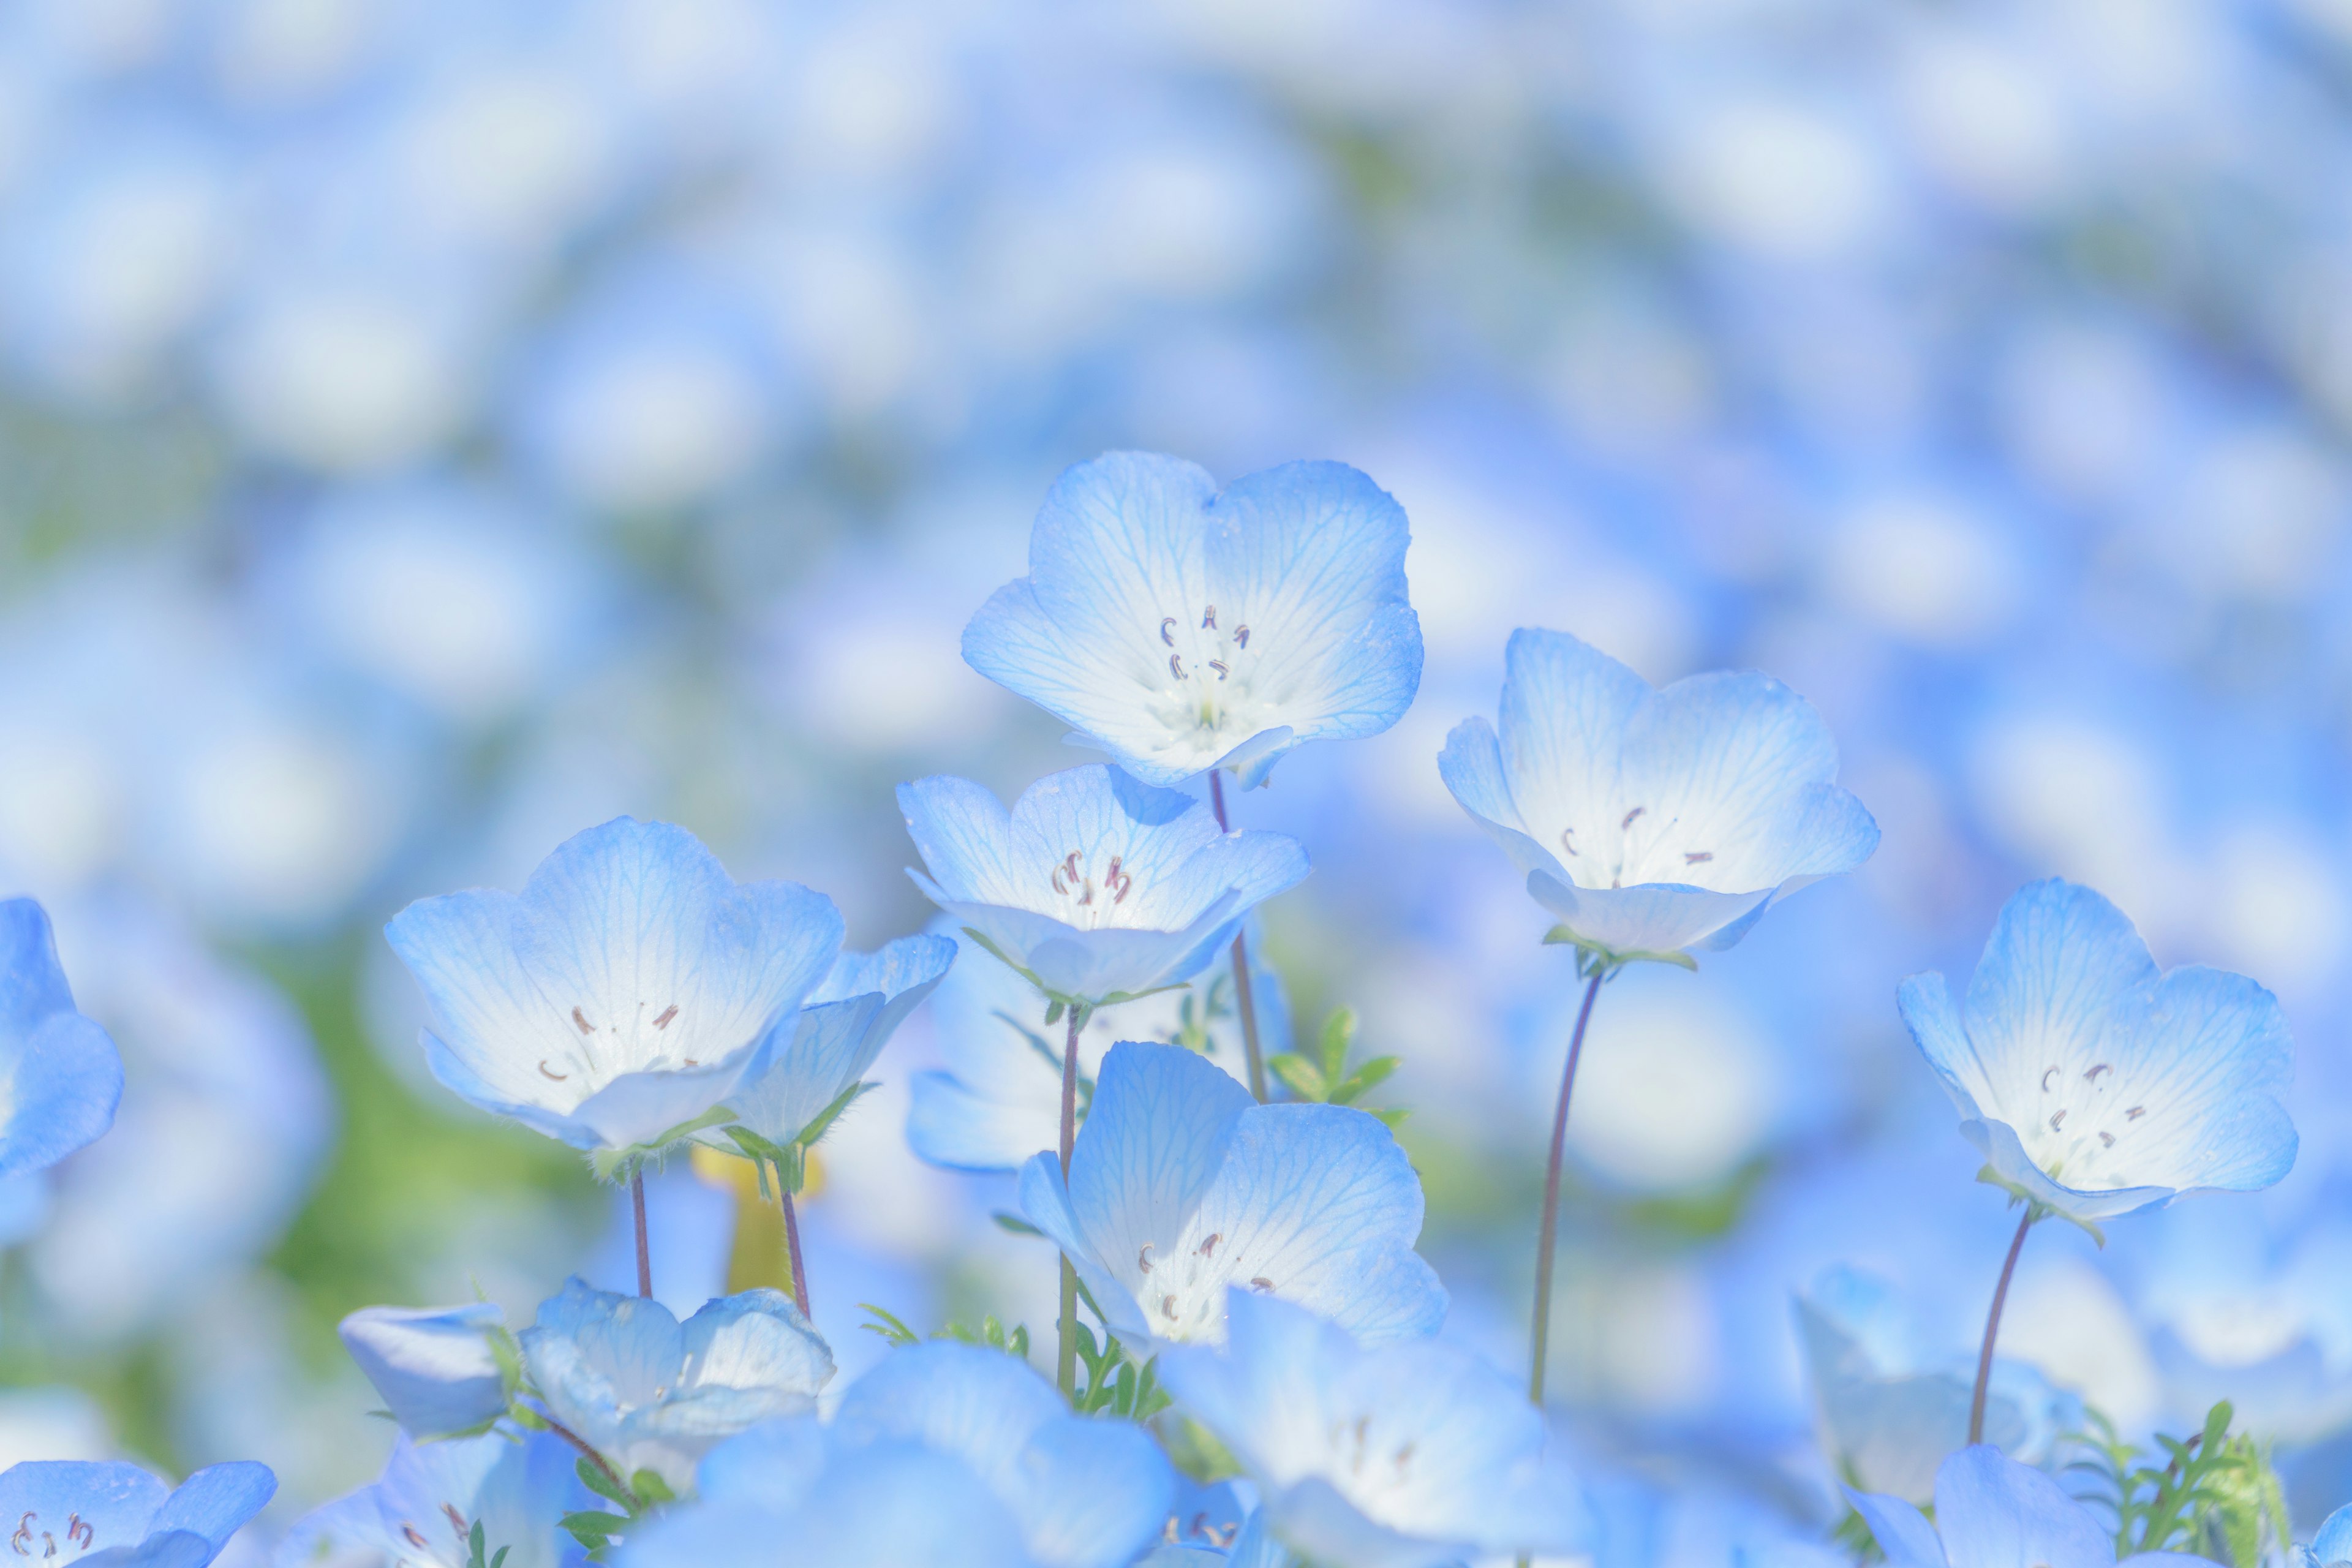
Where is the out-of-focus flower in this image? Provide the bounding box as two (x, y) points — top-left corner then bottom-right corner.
(0, 1458), (273, 1568)
(1796, 1267), (2078, 1502)
(696, 933), (954, 1161)
(1899, 879), (2297, 1226)
(908, 919), (1287, 1173)
(898, 765), (1307, 1011)
(386, 816), (844, 1162)
(964, 451), (1422, 789)
(2306, 1502), (2352, 1567)
(1439, 628), (1877, 967)
(1159, 1291), (1588, 1568)
(619, 1340), (1174, 1568)
(0, 898), (121, 1179)
(1849, 1445), (2217, 1568)
(280, 1430), (584, 1568)
(30, 896), (329, 1342)
(519, 1277), (832, 1491)
(1019, 1041), (1441, 1346)
(338, 1302), (514, 1441)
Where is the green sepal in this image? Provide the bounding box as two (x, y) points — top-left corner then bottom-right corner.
(992, 1210), (1044, 1237)
(1541, 925), (1691, 973)
(627, 1471), (675, 1507)
(576, 1458), (635, 1510)
(587, 1103), (741, 1183)
(858, 1303), (922, 1346)
(560, 1512), (628, 1554)
(955, 928), (1180, 1018)
(1971, 1166), (2101, 1246)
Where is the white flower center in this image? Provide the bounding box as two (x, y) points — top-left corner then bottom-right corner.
(2016, 1057), (2152, 1189)
(533, 999), (693, 1100)
(1551, 803), (1721, 892)
(1039, 849), (1148, 931)
(1133, 1229), (1275, 1341)
(1144, 603), (1276, 760)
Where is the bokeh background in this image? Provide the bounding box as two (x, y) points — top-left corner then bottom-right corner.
(4, 0), (2352, 1549)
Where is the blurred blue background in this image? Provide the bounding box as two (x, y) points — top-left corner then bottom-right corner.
(2, 0), (2350, 1546)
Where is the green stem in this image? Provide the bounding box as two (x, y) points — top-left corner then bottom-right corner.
(1969, 1207), (2037, 1444)
(1056, 1005), (1082, 1399)
(1528, 968), (1605, 1406)
(1207, 770), (1268, 1102)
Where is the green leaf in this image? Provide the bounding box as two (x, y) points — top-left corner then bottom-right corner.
(1317, 1006), (1356, 1082)
(858, 1303), (922, 1346)
(627, 1471), (675, 1507)
(1331, 1055), (1400, 1104)
(1265, 1055), (1326, 1101)
(794, 1080), (878, 1155)
(576, 1459), (631, 1510)
(560, 1511), (629, 1550)
(991, 1211), (1044, 1237)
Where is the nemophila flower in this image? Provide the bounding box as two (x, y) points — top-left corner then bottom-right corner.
(339, 1302), (514, 1441)
(282, 1430), (584, 1568)
(1899, 879), (2297, 1227)
(1797, 1267), (2078, 1502)
(1137, 1512), (1287, 1567)
(1020, 1042), (1441, 1347)
(1159, 1291), (1589, 1568)
(963, 451), (1422, 790)
(1848, 1445), (2218, 1568)
(0, 1458), (273, 1568)
(693, 933), (955, 1160)
(908, 919), (1288, 1173)
(2305, 1502), (2352, 1567)
(617, 1341), (1174, 1568)
(1440, 628), (1877, 966)
(898, 766), (1308, 1011)
(519, 1278), (833, 1491)
(0, 899), (123, 1178)
(385, 817), (845, 1161)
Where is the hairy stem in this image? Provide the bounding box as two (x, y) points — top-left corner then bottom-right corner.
(1207, 769), (1269, 1102)
(1057, 1005), (1082, 1400)
(779, 1175), (811, 1320)
(1528, 968), (1605, 1406)
(630, 1167), (652, 1299)
(1969, 1208), (2037, 1445)
(538, 1409), (631, 1505)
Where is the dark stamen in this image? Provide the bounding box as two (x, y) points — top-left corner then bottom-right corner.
(1202, 605), (1217, 629)
(2126, 1106), (2146, 1120)
(572, 1006), (595, 1035)
(652, 1005), (679, 1030)
(1209, 660), (1229, 680)
(1622, 806), (1646, 829)
(1684, 851), (1713, 864)
(538, 1060), (569, 1082)
(1235, 625), (1250, 647)
(1170, 653), (1186, 679)
(1161, 617), (1177, 646)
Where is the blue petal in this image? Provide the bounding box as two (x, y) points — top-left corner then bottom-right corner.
(1188, 1103), (1444, 1344)
(678, 1289), (834, 1401)
(695, 1416), (829, 1507)
(337, 1302), (510, 1439)
(721, 933), (955, 1150)
(1494, 628), (1649, 857)
(1525, 872), (1774, 960)
(0, 1463), (167, 1557)
(1843, 1487), (1948, 1568)
(897, 777), (1024, 905)
(1931, 1446), (2112, 1568)
(151, 1464), (274, 1552)
(0, 1009), (123, 1181)
(1438, 717), (1558, 883)
(1006, 1415), (1172, 1568)
(0, 899), (76, 1042)
(521, 1278), (684, 1447)
(1018, 1151), (1150, 1343)
(1156, 1290), (1340, 1479)
(2313, 1503), (2352, 1566)
(1065, 1043), (1253, 1267)
(830, 1341), (1064, 1501)
(908, 1071), (1050, 1173)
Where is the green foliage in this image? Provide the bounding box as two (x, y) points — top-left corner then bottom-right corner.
(858, 1303), (922, 1347)
(1067, 1320), (1170, 1422)
(1266, 1008), (1404, 1129)
(1159, 1412), (1244, 1482)
(1165, 972), (1235, 1053)
(557, 1456), (681, 1559)
(861, 1303), (1033, 1363)
(462, 1518), (511, 1568)
(2062, 1401), (2288, 1568)
(723, 1080), (878, 1196)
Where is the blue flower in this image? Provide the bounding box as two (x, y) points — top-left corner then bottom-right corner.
(385, 817), (845, 1160)
(1898, 879), (2297, 1226)
(339, 1302), (515, 1441)
(1849, 1445), (2219, 1568)
(963, 451), (1422, 789)
(1440, 628), (1878, 965)
(898, 766), (1308, 1010)
(2307, 1501), (2352, 1567)
(0, 1458), (273, 1568)
(280, 1430), (583, 1568)
(0, 899), (121, 1178)
(908, 919), (1288, 1174)
(1158, 1291), (1589, 1568)
(1019, 1041), (1441, 1346)
(616, 1341), (1174, 1568)
(694, 933), (955, 1157)
(519, 1278), (834, 1491)
(1797, 1267), (2079, 1502)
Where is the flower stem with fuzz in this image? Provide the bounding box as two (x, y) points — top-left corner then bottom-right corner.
(537, 1408), (632, 1506)
(1057, 1005), (1083, 1400)
(630, 1167), (652, 1299)
(1207, 769), (1269, 1102)
(1969, 1207), (2038, 1444)
(780, 1180), (811, 1320)
(1529, 967), (1607, 1406)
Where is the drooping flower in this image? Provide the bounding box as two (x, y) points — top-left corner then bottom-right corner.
(385, 817), (845, 1160)
(519, 1278), (834, 1491)
(1439, 628), (1878, 966)
(907, 919), (1288, 1173)
(339, 1302), (515, 1441)
(1158, 1291), (1589, 1568)
(963, 451), (1423, 790)
(279, 1430), (583, 1568)
(1796, 1267), (2079, 1502)
(616, 1341), (1174, 1568)
(0, 898), (123, 1178)
(898, 766), (1308, 1011)
(693, 933), (955, 1161)
(1898, 879), (2297, 1226)
(1849, 1445), (2220, 1568)
(0, 1458), (273, 1568)
(1018, 1041), (1441, 1346)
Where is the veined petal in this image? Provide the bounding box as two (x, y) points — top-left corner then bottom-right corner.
(151, 1464), (274, 1552)
(679, 1289), (834, 1400)
(1898, 973), (1996, 1124)
(1494, 628), (1648, 858)
(830, 1341), (1065, 1499)
(0, 1010), (123, 1182)
(1017, 1151), (1154, 1344)
(1005, 1416), (1175, 1568)
(1438, 717), (1557, 882)
(718, 934), (952, 1148)
(1527, 872), (1771, 960)
(0, 1463), (168, 1555)
(1844, 1488), (1948, 1568)
(908, 1071), (1048, 1173)
(1617, 669), (1846, 890)
(338, 1302), (509, 1440)
(897, 777), (1025, 905)
(1931, 1446), (2113, 1568)
(1066, 1044), (1253, 1277)
(0, 900), (77, 1039)
(1960, 880), (2156, 1118)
